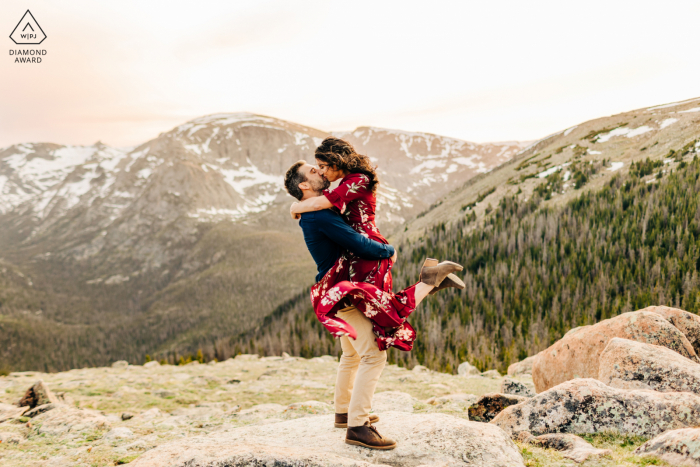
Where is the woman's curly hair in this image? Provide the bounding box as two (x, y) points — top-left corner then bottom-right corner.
(314, 137), (379, 193)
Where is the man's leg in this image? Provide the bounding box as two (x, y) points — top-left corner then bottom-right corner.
(337, 307), (395, 449)
(334, 311), (360, 418)
(342, 308), (386, 427)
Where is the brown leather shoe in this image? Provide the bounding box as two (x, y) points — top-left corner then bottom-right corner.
(334, 413), (379, 428)
(419, 258), (463, 287)
(428, 272), (465, 295)
(346, 422), (396, 450)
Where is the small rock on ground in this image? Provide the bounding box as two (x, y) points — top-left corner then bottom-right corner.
(18, 380), (58, 408)
(458, 361), (480, 376)
(635, 427), (700, 467)
(112, 360), (129, 368)
(104, 427), (134, 440)
(468, 393), (528, 422)
(500, 377), (535, 397)
(524, 432), (612, 463)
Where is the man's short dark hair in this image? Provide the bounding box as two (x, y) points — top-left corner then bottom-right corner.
(284, 160), (307, 200)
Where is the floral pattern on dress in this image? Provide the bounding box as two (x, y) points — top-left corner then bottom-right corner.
(311, 173), (419, 351)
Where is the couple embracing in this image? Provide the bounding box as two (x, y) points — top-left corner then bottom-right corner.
(283, 137), (465, 450)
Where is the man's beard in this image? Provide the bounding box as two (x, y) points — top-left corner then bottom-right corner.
(310, 176), (331, 193)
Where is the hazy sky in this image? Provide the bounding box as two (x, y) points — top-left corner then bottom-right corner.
(1, 0), (699, 148)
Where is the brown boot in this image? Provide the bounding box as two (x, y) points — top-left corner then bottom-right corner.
(335, 413), (379, 428)
(428, 273), (465, 295)
(346, 422), (396, 450)
(419, 258), (463, 287)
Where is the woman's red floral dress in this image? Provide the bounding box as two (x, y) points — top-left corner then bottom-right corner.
(310, 173), (418, 351)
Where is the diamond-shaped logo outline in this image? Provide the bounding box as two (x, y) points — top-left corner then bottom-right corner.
(10, 10), (47, 45)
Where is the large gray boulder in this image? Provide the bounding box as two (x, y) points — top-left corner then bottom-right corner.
(130, 412), (525, 467)
(635, 427), (700, 466)
(599, 337), (700, 394)
(491, 378), (700, 437)
(532, 310), (698, 392)
(644, 306), (700, 356)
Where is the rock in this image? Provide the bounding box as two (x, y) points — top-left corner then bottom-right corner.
(507, 355), (537, 376)
(412, 364), (430, 373)
(500, 377), (535, 397)
(104, 427), (134, 440)
(281, 352), (291, 358)
(532, 310), (698, 392)
(154, 389), (176, 398)
(432, 393), (478, 407)
(129, 412), (525, 467)
(0, 403), (29, 423)
(35, 406), (111, 436)
(18, 380), (58, 408)
(286, 401), (333, 413)
(372, 391), (416, 413)
(458, 361), (481, 376)
(25, 403), (59, 418)
(599, 337), (700, 394)
(635, 427), (700, 467)
(529, 433), (612, 463)
(0, 432), (21, 444)
(112, 360), (129, 368)
(238, 403), (286, 416)
(234, 354), (259, 361)
(645, 306), (700, 356)
(144, 361), (160, 368)
(468, 393), (529, 422)
(121, 412), (134, 421)
(260, 356), (283, 362)
(481, 369), (502, 379)
(492, 378), (700, 437)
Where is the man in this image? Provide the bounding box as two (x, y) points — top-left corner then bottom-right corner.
(284, 160), (398, 450)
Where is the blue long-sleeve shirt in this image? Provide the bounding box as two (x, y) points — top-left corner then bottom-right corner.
(299, 209), (395, 283)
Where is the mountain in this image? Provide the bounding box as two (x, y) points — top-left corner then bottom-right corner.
(394, 97), (700, 243)
(0, 113), (522, 371)
(230, 97), (700, 374)
(334, 127), (528, 210)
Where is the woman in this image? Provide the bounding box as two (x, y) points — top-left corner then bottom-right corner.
(290, 137), (464, 351)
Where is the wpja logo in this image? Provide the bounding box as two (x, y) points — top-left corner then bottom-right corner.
(9, 10), (47, 63)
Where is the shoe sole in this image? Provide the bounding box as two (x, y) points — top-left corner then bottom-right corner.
(345, 439), (397, 450)
(429, 273), (465, 295)
(335, 417), (380, 428)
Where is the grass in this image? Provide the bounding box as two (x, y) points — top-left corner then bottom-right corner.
(516, 432), (672, 467)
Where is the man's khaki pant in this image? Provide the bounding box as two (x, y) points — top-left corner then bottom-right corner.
(334, 305), (387, 427)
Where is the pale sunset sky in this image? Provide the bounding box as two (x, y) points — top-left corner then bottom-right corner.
(1, 0), (699, 148)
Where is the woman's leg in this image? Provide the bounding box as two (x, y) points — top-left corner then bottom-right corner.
(412, 282), (434, 307)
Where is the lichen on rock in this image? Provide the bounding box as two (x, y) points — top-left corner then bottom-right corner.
(491, 378), (700, 437)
